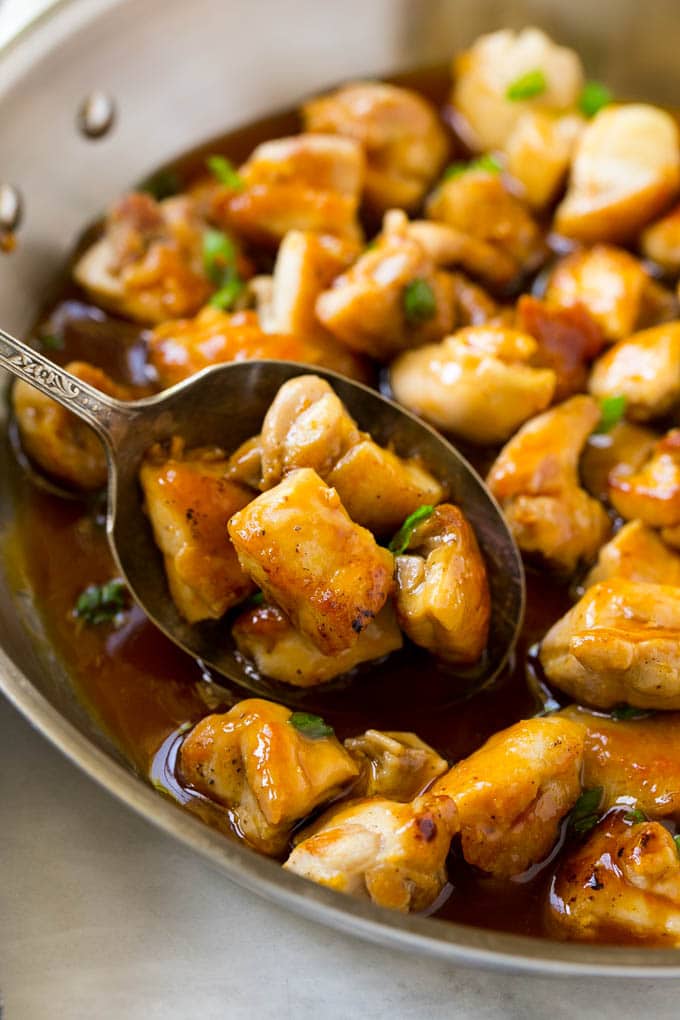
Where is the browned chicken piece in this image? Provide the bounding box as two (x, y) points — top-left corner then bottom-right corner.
(589, 323), (680, 422)
(228, 468), (394, 655)
(315, 214), (455, 361)
(224, 435), (263, 490)
(303, 81), (448, 213)
(547, 813), (680, 946)
(394, 504), (490, 665)
(232, 601), (402, 688)
(433, 716), (585, 878)
(425, 170), (545, 287)
(545, 245), (653, 343)
(345, 730), (448, 801)
(390, 325), (555, 444)
(451, 28), (584, 152)
(583, 520), (680, 590)
(211, 134), (364, 245)
(486, 396), (611, 572)
(580, 420), (658, 503)
(390, 215), (517, 290)
(450, 272), (502, 327)
(178, 698), (358, 855)
(642, 204), (680, 273)
(540, 579), (680, 710)
(555, 105), (680, 243)
(609, 429), (680, 532)
(516, 294), (604, 401)
(139, 440), (255, 622)
(504, 111), (584, 209)
(13, 361), (133, 491)
(561, 706), (680, 818)
(284, 793), (458, 911)
(73, 192), (213, 324)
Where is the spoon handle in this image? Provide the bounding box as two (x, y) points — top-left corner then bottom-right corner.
(0, 326), (131, 445)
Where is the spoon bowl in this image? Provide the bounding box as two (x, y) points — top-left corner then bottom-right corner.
(0, 329), (525, 699)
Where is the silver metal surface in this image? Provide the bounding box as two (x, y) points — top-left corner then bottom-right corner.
(3, 0), (680, 976)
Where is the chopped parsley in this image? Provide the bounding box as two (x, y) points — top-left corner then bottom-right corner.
(624, 808), (647, 824)
(289, 711), (335, 740)
(674, 834), (680, 858)
(388, 504), (436, 556)
(579, 81), (612, 118)
(610, 703), (653, 722)
(443, 153), (502, 180)
(206, 154), (244, 191)
(39, 333), (64, 351)
(74, 578), (128, 627)
(403, 278), (437, 325)
(569, 787), (603, 836)
(202, 228), (244, 311)
(506, 69), (547, 101)
(140, 168), (181, 201)
(595, 395), (626, 434)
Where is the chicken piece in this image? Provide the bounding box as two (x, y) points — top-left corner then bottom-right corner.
(433, 716), (584, 878)
(516, 294), (604, 401)
(487, 396), (611, 573)
(284, 793), (458, 911)
(394, 504), (490, 665)
(390, 325), (555, 445)
(139, 440), (254, 622)
(450, 272), (501, 326)
(561, 706), (680, 818)
(228, 468), (394, 655)
(545, 245), (652, 343)
(580, 420), (658, 503)
(425, 170), (545, 287)
(547, 813), (680, 946)
(540, 579), (680, 710)
(303, 81), (448, 213)
(642, 204), (680, 273)
(451, 28), (584, 152)
(583, 520), (680, 590)
(555, 105), (680, 243)
(13, 361), (132, 491)
(504, 111), (584, 209)
(232, 601), (402, 688)
(315, 215), (455, 361)
(344, 730), (448, 801)
(224, 435), (263, 490)
(73, 192), (213, 324)
(212, 134), (364, 245)
(609, 429), (680, 531)
(178, 698), (358, 855)
(589, 323), (680, 422)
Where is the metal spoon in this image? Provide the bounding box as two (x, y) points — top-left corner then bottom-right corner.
(0, 326), (525, 700)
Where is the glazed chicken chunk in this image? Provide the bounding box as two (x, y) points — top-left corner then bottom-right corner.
(432, 717), (585, 878)
(390, 325), (556, 444)
(13, 361), (133, 491)
(451, 27), (584, 151)
(589, 323), (680, 422)
(555, 104), (680, 243)
(642, 203), (680, 273)
(73, 192), (212, 324)
(580, 419), (658, 504)
(178, 699), (358, 855)
(504, 111), (584, 209)
(284, 793), (458, 912)
(583, 520), (680, 590)
(232, 601), (402, 688)
(139, 440), (255, 622)
(548, 813), (680, 946)
(516, 294), (604, 401)
(540, 579), (680, 710)
(303, 81), (448, 212)
(345, 730), (448, 802)
(394, 504), (490, 665)
(561, 706), (680, 818)
(227, 468), (394, 655)
(608, 430), (680, 540)
(486, 395), (611, 572)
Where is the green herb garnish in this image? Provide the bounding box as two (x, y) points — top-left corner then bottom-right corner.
(403, 279), (437, 326)
(39, 333), (64, 351)
(74, 578), (128, 626)
(595, 395), (627, 434)
(610, 703), (653, 722)
(624, 808), (647, 824)
(569, 787), (603, 836)
(206, 154), (244, 191)
(506, 69), (547, 101)
(444, 153), (502, 180)
(141, 168), (182, 201)
(202, 228), (244, 311)
(674, 834), (680, 858)
(289, 711), (335, 740)
(388, 504), (436, 556)
(579, 81), (612, 118)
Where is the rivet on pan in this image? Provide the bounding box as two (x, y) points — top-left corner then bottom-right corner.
(0, 184), (22, 253)
(77, 91), (116, 139)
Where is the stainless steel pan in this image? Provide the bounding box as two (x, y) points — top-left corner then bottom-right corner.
(3, 0), (680, 975)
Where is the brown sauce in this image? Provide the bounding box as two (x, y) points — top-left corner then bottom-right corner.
(5, 64), (643, 943)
